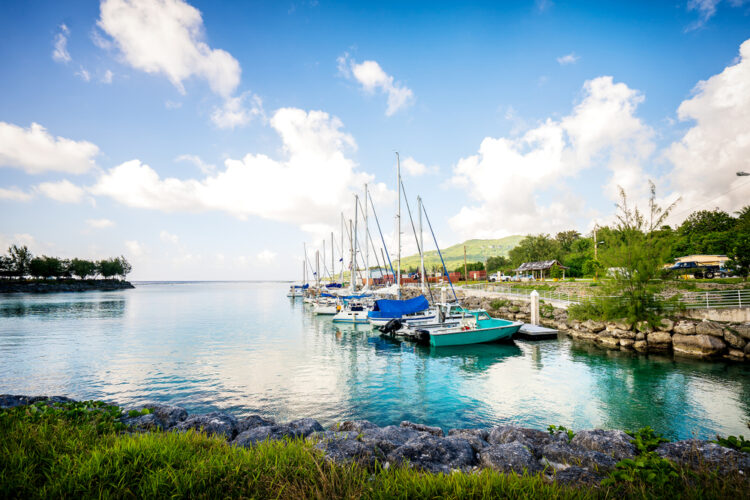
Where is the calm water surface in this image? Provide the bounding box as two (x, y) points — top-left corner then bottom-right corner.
(1, 281), (748, 439)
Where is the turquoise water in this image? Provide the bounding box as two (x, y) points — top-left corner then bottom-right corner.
(0, 281), (748, 440)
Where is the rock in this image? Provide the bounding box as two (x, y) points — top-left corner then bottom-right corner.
(597, 336), (620, 349)
(723, 330), (747, 350)
(658, 318), (675, 332)
(479, 442), (540, 475)
(656, 440), (750, 476)
(633, 340), (648, 352)
(540, 443), (618, 473)
(620, 338), (635, 348)
(570, 430), (636, 461)
(635, 332), (645, 341)
(636, 321), (654, 333)
(336, 420), (378, 433)
(487, 426), (552, 456)
(673, 321), (696, 335)
(175, 412), (238, 439)
(733, 324), (750, 341)
(121, 413), (162, 430)
(286, 418), (325, 437)
(401, 421), (444, 437)
(0, 395), (77, 409)
(314, 435), (383, 467)
(613, 319), (633, 331)
(448, 428), (490, 453)
(551, 466), (603, 485)
(233, 426), (277, 447)
(359, 425), (423, 454)
(582, 320), (606, 333)
(387, 434), (476, 474)
(571, 330), (598, 342)
(647, 331), (672, 348)
(144, 404), (188, 429)
(672, 334), (726, 358)
(233, 418), (323, 447)
(727, 349), (745, 359)
(237, 415), (275, 434)
(612, 329), (635, 340)
(745, 342), (750, 355)
(695, 320), (724, 337)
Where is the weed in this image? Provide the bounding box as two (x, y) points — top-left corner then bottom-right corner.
(713, 435), (750, 453)
(547, 424), (575, 442)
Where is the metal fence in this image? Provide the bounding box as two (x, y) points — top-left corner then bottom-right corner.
(459, 283), (750, 310)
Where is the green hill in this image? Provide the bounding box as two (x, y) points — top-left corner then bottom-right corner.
(396, 236), (524, 272)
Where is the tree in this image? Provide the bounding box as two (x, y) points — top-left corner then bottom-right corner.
(508, 234), (560, 267)
(726, 233), (750, 281)
(0, 255), (12, 279)
(8, 244), (32, 279)
(28, 256), (65, 279)
(550, 263), (563, 279)
(486, 255), (510, 273)
(117, 256), (132, 279)
(97, 259), (119, 279)
(70, 258), (97, 279)
(555, 230), (581, 254)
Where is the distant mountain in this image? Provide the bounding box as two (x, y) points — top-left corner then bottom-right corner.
(396, 236), (524, 272)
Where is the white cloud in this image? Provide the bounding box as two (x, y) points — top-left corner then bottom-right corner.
(557, 52), (580, 65)
(160, 230), (179, 244)
(257, 250), (277, 263)
(101, 69), (114, 84)
(86, 218), (115, 228)
(338, 54), (414, 116)
(0, 187), (33, 202)
(0, 122), (99, 174)
(176, 154), (215, 174)
(76, 66), (91, 82)
(52, 24), (71, 63)
(401, 156), (437, 177)
(665, 37), (750, 219)
(0, 233), (36, 251)
(685, 0), (747, 31)
(125, 240), (145, 257)
(97, 0), (241, 98)
(35, 179), (86, 203)
(165, 100), (183, 109)
(210, 92), (264, 129)
(90, 108), (390, 236)
(449, 76), (653, 239)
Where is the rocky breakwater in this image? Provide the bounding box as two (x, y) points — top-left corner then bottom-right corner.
(0, 279), (134, 294)
(3, 395), (748, 485)
(563, 318), (750, 362)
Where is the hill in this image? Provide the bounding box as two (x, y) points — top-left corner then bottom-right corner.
(396, 236), (523, 272)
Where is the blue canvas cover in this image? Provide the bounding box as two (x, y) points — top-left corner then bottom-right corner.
(368, 295), (429, 319)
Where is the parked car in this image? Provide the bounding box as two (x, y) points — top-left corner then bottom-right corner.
(488, 272), (512, 282)
(669, 261), (728, 279)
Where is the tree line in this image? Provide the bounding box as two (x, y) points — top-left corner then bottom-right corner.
(0, 245), (132, 280)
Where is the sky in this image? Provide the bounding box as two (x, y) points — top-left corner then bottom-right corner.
(1, 0), (749, 280)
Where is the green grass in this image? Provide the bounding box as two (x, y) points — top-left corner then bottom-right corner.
(398, 236), (524, 272)
(1, 401), (747, 499)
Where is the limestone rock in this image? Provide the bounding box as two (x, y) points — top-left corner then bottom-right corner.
(636, 321), (654, 333)
(401, 421), (444, 437)
(314, 435), (383, 468)
(487, 425), (551, 454)
(540, 443), (618, 473)
(673, 321), (696, 335)
(387, 434), (476, 474)
(336, 420), (378, 433)
(612, 329), (635, 340)
(175, 412), (238, 439)
(144, 404), (189, 429)
(447, 428), (490, 453)
(733, 324), (750, 341)
(727, 349), (745, 359)
(613, 319), (633, 331)
(359, 425), (423, 454)
(745, 342), (750, 355)
(633, 340), (648, 352)
(658, 318), (675, 332)
(582, 320), (606, 333)
(570, 430), (636, 461)
(0, 394), (74, 409)
(656, 440), (750, 476)
(695, 320), (724, 337)
(597, 336), (620, 348)
(723, 330), (747, 350)
(479, 442), (540, 475)
(620, 338), (635, 348)
(646, 331), (672, 348)
(571, 330), (598, 342)
(551, 466), (603, 485)
(672, 334), (726, 358)
(237, 415), (275, 434)
(635, 332), (645, 341)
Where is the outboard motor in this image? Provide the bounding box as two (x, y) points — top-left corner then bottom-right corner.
(415, 329), (431, 344)
(379, 319), (403, 336)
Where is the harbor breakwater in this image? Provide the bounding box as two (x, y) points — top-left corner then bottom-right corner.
(0, 279), (134, 294)
(2, 395), (748, 485)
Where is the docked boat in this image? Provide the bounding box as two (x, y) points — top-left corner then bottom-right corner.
(331, 298), (372, 324)
(286, 284), (307, 298)
(419, 310), (522, 347)
(312, 293), (339, 315)
(367, 295), (435, 327)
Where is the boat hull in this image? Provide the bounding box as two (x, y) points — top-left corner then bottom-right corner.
(428, 323), (521, 347)
(332, 311), (370, 324)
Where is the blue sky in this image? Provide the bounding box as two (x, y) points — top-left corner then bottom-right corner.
(1, 0), (749, 280)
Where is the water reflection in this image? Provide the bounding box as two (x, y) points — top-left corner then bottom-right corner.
(0, 298), (126, 319)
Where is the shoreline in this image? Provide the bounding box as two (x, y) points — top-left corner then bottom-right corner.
(0, 279), (134, 294)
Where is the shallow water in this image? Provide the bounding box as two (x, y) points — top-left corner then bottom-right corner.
(0, 281), (748, 439)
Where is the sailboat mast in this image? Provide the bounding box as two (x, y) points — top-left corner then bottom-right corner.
(418, 195), (425, 293)
(340, 214), (345, 284)
(396, 152), (401, 294)
(364, 184), (369, 290)
(353, 194), (359, 292)
(349, 219), (355, 292)
(316, 250), (320, 288)
(303, 243), (307, 285)
(331, 232), (334, 283)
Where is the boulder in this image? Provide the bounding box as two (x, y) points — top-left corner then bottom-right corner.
(612, 329), (635, 340)
(695, 320), (724, 337)
(144, 404), (188, 429)
(336, 420), (379, 433)
(673, 321), (696, 335)
(672, 334), (726, 358)
(582, 320), (606, 333)
(175, 412), (238, 439)
(646, 331), (672, 348)
(636, 321), (654, 333)
(387, 434), (476, 474)
(359, 425), (423, 454)
(733, 324), (750, 341)
(571, 330), (598, 342)
(613, 319), (633, 331)
(487, 425), (551, 454)
(723, 330), (747, 350)
(727, 349), (745, 360)
(539, 443), (618, 473)
(745, 342), (750, 355)
(597, 336), (620, 349)
(620, 338), (635, 348)
(633, 340), (648, 352)
(447, 428), (490, 453)
(0, 395), (78, 409)
(570, 430), (636, 461)
(550, 466), (603, 485)
(658, 318), (675, 332)
(401, 421), (444, 437)
(237, 415), (275, 434)
(314, 435), (384, 468)
(656, 440), (750, 476)
(635, 332), (645, 341)
(232, 418), (324, 447)
(479, 442), (540, 475)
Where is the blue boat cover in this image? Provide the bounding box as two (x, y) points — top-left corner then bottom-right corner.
(368, 295), (429, 319)
(325, 283), (343, 288)
(292, 284), (309, 289)
(320, 293), (337, 298)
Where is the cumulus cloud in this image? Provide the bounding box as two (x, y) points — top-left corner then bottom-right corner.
(0, 187), (33, 202)
(160, 230), (179, 244)
(90, 108), (390, 236)
(125, 240), (145, 257)
(0, 122), (99, 174)
(101, 69), (114, 84)
(557, 52), (580, 65)
(448, 76), (653, 239)
(176, 154), (215, 174)
(52, 24), (71, 63)
(35, 179), (86, 203)
(97, 0), (241, 98)
(86, 218), (115, 228)
(338, 54), (413, 116)
(210, 92), (264, 129)
(401, 156), (437, 177)
(665, 37), (750, 219)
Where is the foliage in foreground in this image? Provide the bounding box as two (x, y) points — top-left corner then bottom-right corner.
(1, 402), (747, 499)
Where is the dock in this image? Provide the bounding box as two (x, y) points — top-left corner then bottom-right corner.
(514, 324), (559, 340)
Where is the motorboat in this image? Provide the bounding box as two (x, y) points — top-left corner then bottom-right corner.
(419, 310), (522, 347)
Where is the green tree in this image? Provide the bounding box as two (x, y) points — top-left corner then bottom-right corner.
(70, 258), (97, 279)
(726, 233), (750, 281)
(508, 234), (560, 267)
(555, 230), (581, 254)
(486, 255), (510, 273)
(117, 256), (132, 279)
(29, 256), (65, 279)
(0, 255), (12, 279)
(550, 263), (563, 279)
(8, 245), (32, 279)
(97, 259), (118, 279)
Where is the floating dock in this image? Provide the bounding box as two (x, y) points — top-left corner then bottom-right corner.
(514, 324), (559, 340)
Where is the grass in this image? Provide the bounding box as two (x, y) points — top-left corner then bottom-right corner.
(1, 401), (748, 499)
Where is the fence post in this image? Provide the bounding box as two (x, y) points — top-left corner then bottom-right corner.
(739, 290), (742, 308)
(530, 290), (540, 326)
(705, 292), (709, 309)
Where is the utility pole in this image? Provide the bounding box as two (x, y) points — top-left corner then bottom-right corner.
(464, 245), (468, 283)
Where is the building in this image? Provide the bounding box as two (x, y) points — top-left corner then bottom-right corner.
(514, 260), (568, 280)
(468, 270), (487, 280)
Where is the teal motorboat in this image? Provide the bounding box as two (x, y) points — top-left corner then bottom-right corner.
(421, 310), (522, 347)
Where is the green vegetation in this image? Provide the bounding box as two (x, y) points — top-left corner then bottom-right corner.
(602, 427), (675, 489)
(713, 435), (750, 453)
(2, 401), (747, 499)
(0, 245), (132, 280)
(628, 427), (669, 454)
(398, 236), (524, 274)
(489, 299), (509, 309)
(547, 425), (575, 442)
